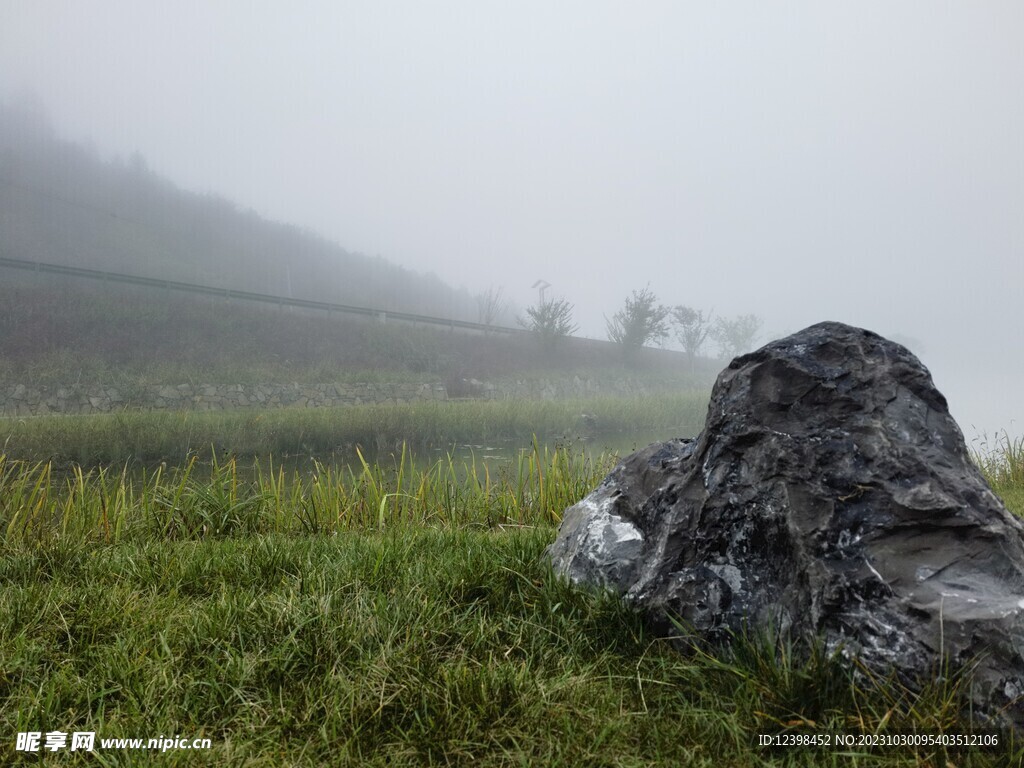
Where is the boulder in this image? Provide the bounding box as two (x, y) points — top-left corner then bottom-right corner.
(546, 321), (1024, 729)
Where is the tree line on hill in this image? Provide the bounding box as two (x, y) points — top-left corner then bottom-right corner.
(521, 285), (762, 365)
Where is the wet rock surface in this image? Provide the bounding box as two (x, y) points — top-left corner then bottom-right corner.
(546, 321), (1024, 730)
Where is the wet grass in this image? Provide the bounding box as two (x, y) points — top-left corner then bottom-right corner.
(0, 436), (1022, 765)
(2, 527), (1017, 767)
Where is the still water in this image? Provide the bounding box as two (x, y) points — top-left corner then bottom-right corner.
(185, 427), (698, 481)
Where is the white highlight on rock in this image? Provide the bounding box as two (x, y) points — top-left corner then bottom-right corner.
(864, 558), (885, 584)
(577, 497), (642, 547)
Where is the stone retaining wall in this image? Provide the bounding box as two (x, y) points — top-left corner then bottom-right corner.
(0, 382), (447, 416)
(0, 376), (678, 417)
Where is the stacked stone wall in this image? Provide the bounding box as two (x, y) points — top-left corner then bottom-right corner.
(0, 376), (687, 416)
(0, 382), (447, 416)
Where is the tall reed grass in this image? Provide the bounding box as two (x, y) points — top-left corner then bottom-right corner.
(0, 441), (615, 546)
(973, 429), (1024, 486)
(971, 429), (1024, 514)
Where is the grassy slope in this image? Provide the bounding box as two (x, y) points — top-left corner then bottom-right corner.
(0, 274), (712, 390)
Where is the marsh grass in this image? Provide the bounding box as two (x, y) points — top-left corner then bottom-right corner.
(0, 442), (612, 546)
(0, 393), (708, 466)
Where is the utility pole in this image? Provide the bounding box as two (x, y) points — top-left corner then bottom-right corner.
(531, 279), (551, 305)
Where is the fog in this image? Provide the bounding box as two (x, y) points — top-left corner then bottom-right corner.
(2, 2), (1022, 439)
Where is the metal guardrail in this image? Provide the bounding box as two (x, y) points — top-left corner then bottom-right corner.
(0, 255), (525, 336)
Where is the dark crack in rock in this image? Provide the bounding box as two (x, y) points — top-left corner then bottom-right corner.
(546, 321), (1024, 731)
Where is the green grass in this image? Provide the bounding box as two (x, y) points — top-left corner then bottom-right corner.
(0, 437), (1021, 765)
(0, 393), (709, 466)
(2, 528), (1019, 766)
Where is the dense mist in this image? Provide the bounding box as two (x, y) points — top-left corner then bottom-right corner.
(1, 2), (1021, 438)
(0, 104), (485, 323)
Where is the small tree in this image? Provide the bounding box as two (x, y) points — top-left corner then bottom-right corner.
(671, 305), (713, 371)
(712, 313), (762, 359)
(520, 296), (578, 350)
(605, 287), (670, 354)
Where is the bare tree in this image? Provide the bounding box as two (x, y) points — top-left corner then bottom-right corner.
(671, 305), (713, 371)
(476, 285), (508, 333)
(712, 314), (762, 359)
(605, 287), (670, 355)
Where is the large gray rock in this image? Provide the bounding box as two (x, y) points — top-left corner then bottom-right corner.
(547, 321), (1024, 729)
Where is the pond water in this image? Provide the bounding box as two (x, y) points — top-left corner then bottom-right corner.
(38, 425), (702, 486)
(424, 428), (688, 464)
(179, 426), (700, 482)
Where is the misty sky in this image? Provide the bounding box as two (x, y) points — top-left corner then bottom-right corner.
(1, 2), (1022, 438)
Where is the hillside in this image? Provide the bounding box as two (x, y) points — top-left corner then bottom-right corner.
(0, 101), (488, 322)
(0, 101), (715, 394)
